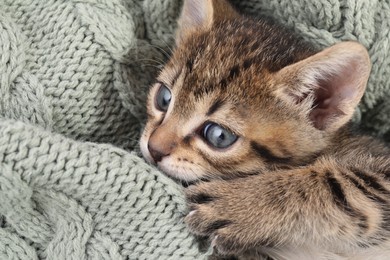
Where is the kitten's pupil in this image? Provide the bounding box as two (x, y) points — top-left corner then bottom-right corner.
(155, 84), (171, 111)
(203, 123), (238, 149)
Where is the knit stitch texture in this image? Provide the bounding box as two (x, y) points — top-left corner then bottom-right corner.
(0, 0), (389, 259)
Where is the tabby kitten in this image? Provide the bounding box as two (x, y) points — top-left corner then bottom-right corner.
(140, 0), (390, 259)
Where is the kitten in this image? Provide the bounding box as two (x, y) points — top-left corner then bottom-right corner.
(140, 0), (390, 259)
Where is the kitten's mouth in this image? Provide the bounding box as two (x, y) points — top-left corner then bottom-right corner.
(155, 166), (209, 187)
(180, 177), (212, 187)
(161, 173), (208, 187)
(179, 179), (200, 188)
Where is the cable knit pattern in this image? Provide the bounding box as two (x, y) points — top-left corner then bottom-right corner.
(0, 119), (205, 259)
(0, 0), (389, 259)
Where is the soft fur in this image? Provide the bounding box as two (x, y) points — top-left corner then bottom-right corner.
(140, 0), (390, 259)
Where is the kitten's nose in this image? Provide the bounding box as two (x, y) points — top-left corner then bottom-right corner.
(148, 143), (169, 163)
(147, 123), (178, 163)
(147, 139), (177, 163)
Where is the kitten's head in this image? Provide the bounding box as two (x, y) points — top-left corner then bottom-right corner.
(140, 0), (371, 182)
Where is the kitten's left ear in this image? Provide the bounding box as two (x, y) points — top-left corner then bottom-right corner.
(176, 0), (239, 45)
(274, 42), (371, 133)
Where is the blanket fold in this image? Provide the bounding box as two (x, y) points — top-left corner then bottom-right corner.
(0, 119), (206, 259)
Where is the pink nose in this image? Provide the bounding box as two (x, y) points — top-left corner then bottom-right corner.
(148, 142), (170, 163)
(147, 125), (178, 163)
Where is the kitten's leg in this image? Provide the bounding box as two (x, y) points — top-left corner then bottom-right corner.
(185, 156), (390, 256)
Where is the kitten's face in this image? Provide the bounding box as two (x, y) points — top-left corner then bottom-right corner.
(140, 19), (325, 182)
(140, 0), (370, 182)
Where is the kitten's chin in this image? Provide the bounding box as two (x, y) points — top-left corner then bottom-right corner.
(158, 158), (204, 183)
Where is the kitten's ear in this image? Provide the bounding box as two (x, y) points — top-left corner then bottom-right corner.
(274, 42), (371, 132)
(176, 0), (239, 45)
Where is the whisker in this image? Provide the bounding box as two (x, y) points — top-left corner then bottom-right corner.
(156, 36), (176, 57)
(147, 42), (173, 60)
(150, 36), (178, 64)
(135, 58), (165, 66)
(140, 64), (164, 70)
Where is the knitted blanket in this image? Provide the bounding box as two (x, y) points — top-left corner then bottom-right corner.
(0, 0), (389, 259)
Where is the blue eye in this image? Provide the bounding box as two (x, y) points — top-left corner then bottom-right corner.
(155, 84), (171, 111)
(202, 123), (238, 149)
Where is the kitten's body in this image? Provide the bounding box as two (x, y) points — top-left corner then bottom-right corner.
(140, 0), (390, 259)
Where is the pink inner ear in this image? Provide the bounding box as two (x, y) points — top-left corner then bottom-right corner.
(180, 0), (208, 32)
(309, 61), (361, 130)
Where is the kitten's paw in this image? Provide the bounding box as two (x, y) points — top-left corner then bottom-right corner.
(185, 180), (257, 255)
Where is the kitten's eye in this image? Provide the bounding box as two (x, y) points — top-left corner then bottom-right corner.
(155, 84), (171, 111)
(202, 123), (238, 149)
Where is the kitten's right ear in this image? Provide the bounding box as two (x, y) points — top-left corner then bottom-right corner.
(273, 42), (371, 133)
(176, 0), (239, 45)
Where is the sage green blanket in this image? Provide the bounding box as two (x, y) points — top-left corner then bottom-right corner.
(0, 0), (389, 259)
